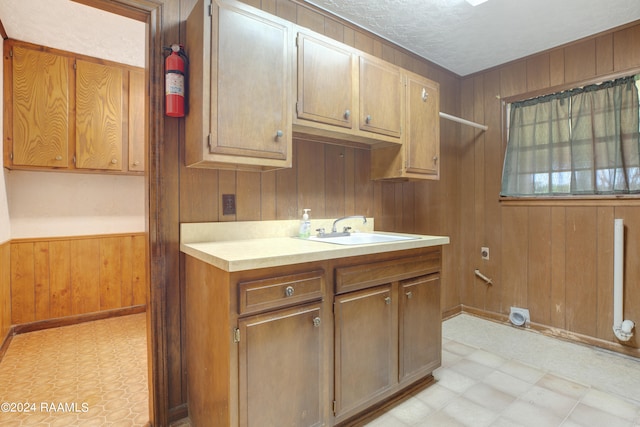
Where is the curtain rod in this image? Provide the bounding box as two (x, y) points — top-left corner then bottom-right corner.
(439, 112), (488, 131)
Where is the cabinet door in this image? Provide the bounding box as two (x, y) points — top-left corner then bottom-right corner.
(128, 69), (145, 172)
(10, 45), (71, 167)
(334, 285), (395, 419)
(238, 303), (324, 427)
(75, 59), (124, 171)
(296, 33), (353, 128)
(359, 56), (402, 138)
(405, 74), (440, 177)
(399, 274), (441, 383)
(213, 4), (290, 161)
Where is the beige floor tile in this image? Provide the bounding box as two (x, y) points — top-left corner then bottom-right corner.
(0, 313), (148, 427)
(567, 403), (636, 427)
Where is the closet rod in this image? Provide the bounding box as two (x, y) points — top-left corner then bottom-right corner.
(439, 111), (488, 131)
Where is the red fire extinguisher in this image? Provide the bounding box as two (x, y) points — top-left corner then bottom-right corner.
(165, 44), (188, 117)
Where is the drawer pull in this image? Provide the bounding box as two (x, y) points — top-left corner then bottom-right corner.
(313, 317), (321, 327)
(384, 296), (391, 305)
(285, 286), (295, 297)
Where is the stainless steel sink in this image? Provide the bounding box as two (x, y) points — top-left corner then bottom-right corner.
(306, 232), (418, 245)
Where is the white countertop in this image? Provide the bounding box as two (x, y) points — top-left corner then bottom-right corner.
(180, 220), (450, 272)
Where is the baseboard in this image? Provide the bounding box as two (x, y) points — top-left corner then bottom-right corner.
(459, 305), (640, 359)
(0, 327), (14, 362)
(12, 305), (146, 335)
(168, 403), (189, 424)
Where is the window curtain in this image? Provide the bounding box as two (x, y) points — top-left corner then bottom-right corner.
(501, 76), (640, 196)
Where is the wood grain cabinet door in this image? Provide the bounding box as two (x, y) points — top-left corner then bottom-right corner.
(238, 303), (324, 427)
(127, 69), (146, 172)
(333, 285), (395, 419)
(75, 59), (124, 171)
(359, 56), (402, 138)
(296, 32), (353, 128)
(399, 274), (441, 383)
(213, 3), (291, 161)
(9, 45), (71, 168)
(405, 73), (440, 177)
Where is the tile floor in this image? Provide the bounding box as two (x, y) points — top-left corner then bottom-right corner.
(0, 313), (148, 426)
(366, 314), (640, 427)
(2, 312), (639, 427)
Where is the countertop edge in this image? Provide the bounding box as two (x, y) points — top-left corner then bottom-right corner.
(180, 234), (450, 272)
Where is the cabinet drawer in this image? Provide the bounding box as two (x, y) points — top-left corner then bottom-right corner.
(335, 250), (440, 294)
(239, 270), (325, 315)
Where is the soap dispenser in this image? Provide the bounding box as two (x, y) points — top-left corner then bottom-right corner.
(298, 209), (311, 238)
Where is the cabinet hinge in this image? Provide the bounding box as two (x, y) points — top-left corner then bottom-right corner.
(9, 48), (12, 58)
(207, 134), (212, 148)
(332, 400), (336, 415)
(73, 61), (77, 70)
(208, 2), (213, 17)
(9, 152), (13, 161)
(233, 328), (240, 343)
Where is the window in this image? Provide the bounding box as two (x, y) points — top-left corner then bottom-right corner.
(501, 75), (640, 196)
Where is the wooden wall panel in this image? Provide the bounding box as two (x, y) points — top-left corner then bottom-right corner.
(9, 234), (147, 325)
(565, 207), (598, 337)
(0, 242), (11, 342)
(49, 240), (71, 318)
(501, 207), (529, 309)
(460, 20), (640, 352)
(10, 242), (35, 324)
(527, 207), (551, 325)
(550, 207), (566, 329)
(564, 39), (596, 84)
(613, 25), (640, 72)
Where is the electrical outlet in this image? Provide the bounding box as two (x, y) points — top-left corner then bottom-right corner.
(222, 194), (236, 215)
(481, 247), (489, 260)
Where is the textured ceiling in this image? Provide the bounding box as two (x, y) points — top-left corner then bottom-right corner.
(0, 0), (145, 67)
(2, 0), (640, 76)
(304, 0), (640, 76)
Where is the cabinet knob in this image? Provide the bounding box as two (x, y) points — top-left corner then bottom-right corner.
(285, 286), (294, 297)
(132, 160), (140, 166)
(276, 130), (284, 138)
(384, 296), (391, 305)
(406, 291), (413, 299)
(422, 88), (428, 102)
(55, 155), (62, 161)
(433, 156), (439, 163)
(344, 109), (351, 120)
(365, 114), (372, 124)
(313, 317), (321, 327)
(111, 158), (118, 164)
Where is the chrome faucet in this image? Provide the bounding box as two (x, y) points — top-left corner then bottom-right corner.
(332, 215), (367, 233)
(316, 215), (367, 238)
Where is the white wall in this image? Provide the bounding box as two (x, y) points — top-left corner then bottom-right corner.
(6, 171), (145, 239)
(1, 1), (147, 240)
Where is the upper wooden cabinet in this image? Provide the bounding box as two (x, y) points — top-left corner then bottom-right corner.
(358, 56), (402, 138)
(6, 44), (72, 168)
(185, 0), (293, 171)
(296, 32), (353, 129)
(75, 59), (123, 171)
(3, 39), (145, 175)
(371, 71), (440, 181)
(294, 31), (403, 148)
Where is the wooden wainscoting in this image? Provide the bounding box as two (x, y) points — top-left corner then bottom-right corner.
(10, 233), (147, 325)
(0, 241), (10, 349)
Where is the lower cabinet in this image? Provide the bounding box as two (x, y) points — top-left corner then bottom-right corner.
(334, 285), (395, 418)
(185, 246), (442, 427)
(238, 303), (324, 427)
(399, 274), (441, 383)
